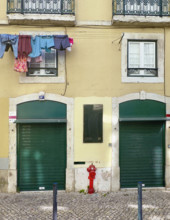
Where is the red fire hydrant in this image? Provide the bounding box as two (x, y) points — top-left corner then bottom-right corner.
(87, 164), (96, 194)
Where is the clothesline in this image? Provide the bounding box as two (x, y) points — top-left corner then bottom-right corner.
(0, 34), (74, 73)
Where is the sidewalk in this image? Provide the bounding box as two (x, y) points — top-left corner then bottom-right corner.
(0, 190), (170, 220)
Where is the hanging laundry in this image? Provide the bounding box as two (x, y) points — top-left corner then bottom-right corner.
(69, 38), (74, 46)
(29, 35), (54, 58)
(14, 56), (28, 73)
(53, 35), (70, 50)
(28, 36), (41, 58)
(18, 35), (32, 58)
(0, 33), (74, 74)
(5, 44), (13, 52)
(0, 34), (19, 58)
(67, 37), (74, 52)
(39, 36), (55, 52)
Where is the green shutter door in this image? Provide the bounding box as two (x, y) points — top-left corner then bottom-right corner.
(17, 123), (66, 191)
(119, 121), (165, 188)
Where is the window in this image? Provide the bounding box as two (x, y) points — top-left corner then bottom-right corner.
(128, 41), (157, 77)
(19, 31), (66, 84)
(83, 104), (103, 143)
(27, 49), (58, 77)
(121, 33), (164, 83)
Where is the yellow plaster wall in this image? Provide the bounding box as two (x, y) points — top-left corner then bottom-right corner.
(74, 97), (112, 168)
(75, 0), (112, 22)
(0, 0), (7, 21)
(165, 28), (170, 96)
(0, 98), (9, 157)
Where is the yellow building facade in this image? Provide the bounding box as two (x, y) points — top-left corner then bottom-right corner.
(0, 0), (170, 192)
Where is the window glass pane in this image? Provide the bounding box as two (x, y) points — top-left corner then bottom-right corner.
(144, 42), (155, 68)
(128, 42), (140, 68)
(45, 50), (57, 68)
(83, 105), (103, 143)
(27, 49), (57, 76)
(28, 59), (41, 68)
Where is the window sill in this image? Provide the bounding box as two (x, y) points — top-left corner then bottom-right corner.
(112, 15), (170, 26)
(19, 74), (65, 84)
(122, 76), (164, 83)
(7, 14), (75, 26)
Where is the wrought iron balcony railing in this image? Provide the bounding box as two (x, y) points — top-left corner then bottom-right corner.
(113, 0), (170, 16)
(7, 0), (75, 14)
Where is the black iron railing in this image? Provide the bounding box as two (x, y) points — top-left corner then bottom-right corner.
(113, 0), (170, 16)
(7, 0), (75, 14)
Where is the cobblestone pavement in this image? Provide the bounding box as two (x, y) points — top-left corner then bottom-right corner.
(0, 190), (170, 220)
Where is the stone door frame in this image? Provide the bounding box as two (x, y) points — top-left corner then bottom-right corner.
(8, 93), (75, 192)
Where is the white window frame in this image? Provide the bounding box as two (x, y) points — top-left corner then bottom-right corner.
(19, 31), (66, 84)
(121, 33), (164, 83)
(128, 40), (157, 77)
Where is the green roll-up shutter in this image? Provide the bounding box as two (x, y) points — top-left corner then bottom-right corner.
(17, 123), (66, 191)
(17, 100), (66, 119)
(119, 121), (165, 188)
(119, 100), (166, 119)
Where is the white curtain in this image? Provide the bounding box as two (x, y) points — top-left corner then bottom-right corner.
(144, 42), (155, 68)
(128, 42), (140, 68)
